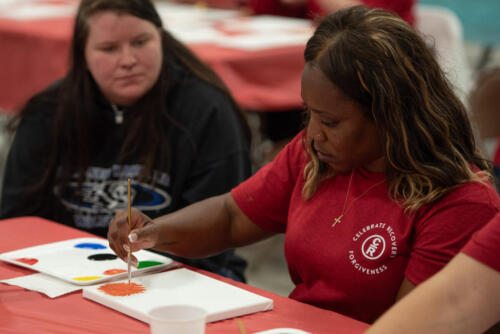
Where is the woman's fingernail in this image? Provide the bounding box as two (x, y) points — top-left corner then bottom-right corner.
(123, 244), (130, 252)
(128, 233), (137, 242)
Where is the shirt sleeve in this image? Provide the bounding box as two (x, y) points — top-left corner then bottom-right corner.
(0, 99), (54, 218)
(462, 212), (500, 273)
(405, 184), (499, 285)
(232, 132), (307, 233)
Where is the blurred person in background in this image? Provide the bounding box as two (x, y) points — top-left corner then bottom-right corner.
(470, 67), (500, 191)
(366, 211), (500, 334)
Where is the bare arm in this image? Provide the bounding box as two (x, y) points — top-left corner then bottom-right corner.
(366, 253), (500, 334)
(107, 193), (274, 264)
(395, 277), (415, 300)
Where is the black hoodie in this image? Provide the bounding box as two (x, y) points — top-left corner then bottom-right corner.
(1, 59), (251, 281)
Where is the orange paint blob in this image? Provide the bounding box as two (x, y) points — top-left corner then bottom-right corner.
(98, 282), (146, 296)
(103, 269), (127, 275)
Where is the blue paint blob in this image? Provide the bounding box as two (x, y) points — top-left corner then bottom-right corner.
(75, 243), (107, 250)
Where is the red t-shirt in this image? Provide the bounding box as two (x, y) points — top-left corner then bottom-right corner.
(231, 131), (500, 323)
(462, 212), (500, 273)
(249, 0), (415, 25)
(493, 136), (500, 166)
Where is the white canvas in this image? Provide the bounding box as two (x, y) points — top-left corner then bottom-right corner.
(83, 268), (274, 323)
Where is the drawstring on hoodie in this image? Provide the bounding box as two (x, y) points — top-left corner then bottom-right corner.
(111, 104), (124, 124)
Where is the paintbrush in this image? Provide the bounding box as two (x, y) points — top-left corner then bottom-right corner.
(237, 319), (247, 334)
(127, 178), (132, 285)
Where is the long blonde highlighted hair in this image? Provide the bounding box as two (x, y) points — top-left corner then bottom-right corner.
(302, 6), (491, 211)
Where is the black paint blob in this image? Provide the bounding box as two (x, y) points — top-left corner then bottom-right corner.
(87, 253), (118, 261)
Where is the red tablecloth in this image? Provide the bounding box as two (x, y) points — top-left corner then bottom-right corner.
(0, 17), (304, 113)
(0, 217), (368, 333)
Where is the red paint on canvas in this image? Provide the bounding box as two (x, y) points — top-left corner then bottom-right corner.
(14, 258), (38, 265)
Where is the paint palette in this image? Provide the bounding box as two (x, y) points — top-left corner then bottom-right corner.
(0, 237), (174, 285)
(83, 268), (274, 323)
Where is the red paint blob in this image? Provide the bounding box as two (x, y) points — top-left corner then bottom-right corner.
(14, 258), (38, 265)
(98, 282), (146, 296)
(103, 269), (127, 275)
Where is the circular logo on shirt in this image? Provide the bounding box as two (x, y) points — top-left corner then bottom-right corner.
(361, 235), (386, 260)
(347, 222), (399, 276)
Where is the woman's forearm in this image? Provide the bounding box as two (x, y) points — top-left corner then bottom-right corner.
(149, 193), (272, 258)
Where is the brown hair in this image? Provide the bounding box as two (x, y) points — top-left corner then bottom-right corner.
(302, 6), (490, 211)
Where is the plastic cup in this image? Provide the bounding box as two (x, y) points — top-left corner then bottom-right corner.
(149, 305), (207, 334)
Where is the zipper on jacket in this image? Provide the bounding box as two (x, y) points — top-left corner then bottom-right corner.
(111, 104), (123, 124)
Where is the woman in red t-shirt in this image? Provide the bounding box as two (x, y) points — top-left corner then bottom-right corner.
(107, 7), (499, 323)
(175, 0), (416, 24)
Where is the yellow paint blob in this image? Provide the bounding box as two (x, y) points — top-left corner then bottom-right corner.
(73, 276), (102, 281)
